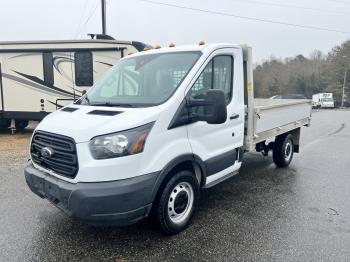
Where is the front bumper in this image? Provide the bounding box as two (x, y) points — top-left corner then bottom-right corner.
(24, 163), (159, 226)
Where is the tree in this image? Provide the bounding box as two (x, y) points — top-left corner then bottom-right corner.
(253, 39), (350, 105)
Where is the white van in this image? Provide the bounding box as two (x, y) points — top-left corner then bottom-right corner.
(312, 93), (334, 108)
(0, 35), (149, 130)
(24, 43), (312, 234)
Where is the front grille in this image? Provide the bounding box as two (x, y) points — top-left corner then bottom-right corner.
(31, 131), (78, 178)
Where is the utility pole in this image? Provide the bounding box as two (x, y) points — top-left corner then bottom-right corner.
(342, 67), (347, 108)
(101, 0), (106, 35)
(342, 55), (347, 108)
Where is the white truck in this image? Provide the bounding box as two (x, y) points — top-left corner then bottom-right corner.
(0, 35), (149, 130)
(312, 93), (334, 108)
(24, 43), (312, 234)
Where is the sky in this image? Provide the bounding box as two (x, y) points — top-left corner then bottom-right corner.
(0, 0), (349, 62)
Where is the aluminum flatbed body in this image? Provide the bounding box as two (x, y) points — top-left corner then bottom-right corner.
(241, 46), (312, 152)
(244, 98), (312, 152)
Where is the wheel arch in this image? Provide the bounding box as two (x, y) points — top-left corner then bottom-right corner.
(275, 128), (300, 153)
(150, 154), (206, 204)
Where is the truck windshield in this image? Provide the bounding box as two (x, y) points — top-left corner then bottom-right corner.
(322, 98), (333, 102)
(78, 51), (201, 107)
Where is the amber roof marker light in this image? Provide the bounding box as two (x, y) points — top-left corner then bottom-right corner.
(168, 43), (175, 47)
(154, 44), (161, 49)
(199, 40), (206, 45)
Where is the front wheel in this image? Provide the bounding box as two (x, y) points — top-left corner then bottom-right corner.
(155, 170), (200, 235)
(273, 134), (294, 167)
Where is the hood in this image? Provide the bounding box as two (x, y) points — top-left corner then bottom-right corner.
(36, 105), (161, 143)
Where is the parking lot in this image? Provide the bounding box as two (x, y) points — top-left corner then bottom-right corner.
(0, 109), (350, 262)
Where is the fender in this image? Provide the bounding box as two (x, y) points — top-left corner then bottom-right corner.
(150, 154), (206, 202)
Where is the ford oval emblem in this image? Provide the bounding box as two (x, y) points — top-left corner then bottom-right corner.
(41, 147), (54, 158)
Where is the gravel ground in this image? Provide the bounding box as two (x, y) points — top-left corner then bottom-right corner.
(0, 121), (36, 165)
(0, 111), (350, 262)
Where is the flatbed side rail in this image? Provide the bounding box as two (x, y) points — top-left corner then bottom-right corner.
(251, 117), (311, 147)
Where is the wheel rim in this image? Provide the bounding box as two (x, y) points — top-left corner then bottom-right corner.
(167, 181), (194, 225)
(284, 140), (293, 162)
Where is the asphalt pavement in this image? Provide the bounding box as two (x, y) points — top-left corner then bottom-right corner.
(0, 110), (350, 262)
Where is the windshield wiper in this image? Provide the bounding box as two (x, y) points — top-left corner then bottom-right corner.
(89, 102), (135, 108)
(76, 94), (90, 105)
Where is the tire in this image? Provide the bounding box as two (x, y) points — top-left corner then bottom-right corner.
(273, 134), (294, 168)
(0, 119), (11, 131)
(155, 170), (200, 235)
(15, 120), (29, 131)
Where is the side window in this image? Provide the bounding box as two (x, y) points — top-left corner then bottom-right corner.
(43, 52), (54, 86)
(75, 51), (93, 86)
(191, 55), (233, 104)
(213, 56), (233, 103)
(191, 61), (212, 100)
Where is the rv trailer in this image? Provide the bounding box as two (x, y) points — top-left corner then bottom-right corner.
(0, 35), (149, 130)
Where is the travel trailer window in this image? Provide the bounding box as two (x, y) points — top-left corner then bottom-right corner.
(75, 51), (93, 86)
(43, 52), (54, 86)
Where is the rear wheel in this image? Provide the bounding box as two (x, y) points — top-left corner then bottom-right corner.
(15, 120), (29, 131)
(155, 170), (200, 235)
(273, 134), (294, 167)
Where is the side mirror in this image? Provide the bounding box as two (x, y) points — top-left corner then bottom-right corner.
(188, 89), (227, 124)
(205, 89), (227, 124)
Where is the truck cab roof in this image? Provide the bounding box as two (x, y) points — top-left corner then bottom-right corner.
(127, 43), (244, 57)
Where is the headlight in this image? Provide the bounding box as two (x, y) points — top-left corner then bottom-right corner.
(89, 122), (154, 159)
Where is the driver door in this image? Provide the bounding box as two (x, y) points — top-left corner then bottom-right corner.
(186, 48), (244, 186)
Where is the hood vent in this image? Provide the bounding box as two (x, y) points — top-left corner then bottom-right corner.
(61, 107), (79, 112)
(87, 110), (123, 116)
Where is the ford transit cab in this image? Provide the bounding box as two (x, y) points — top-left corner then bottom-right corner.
(24, 43), (312, 234)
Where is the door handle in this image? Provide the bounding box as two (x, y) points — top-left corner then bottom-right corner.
(230, 113), (239, 120)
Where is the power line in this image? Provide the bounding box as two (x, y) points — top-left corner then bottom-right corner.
(230, 0), (350, 15)
(74, 0), (91, 38)
(138, 0), (350, 35)
(327, 0), (350, 4)
(76, 0), (100, 38)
